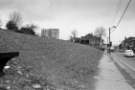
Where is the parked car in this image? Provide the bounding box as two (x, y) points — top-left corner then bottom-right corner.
(110, 46), (115, 52)
(124, 50), (135, 57)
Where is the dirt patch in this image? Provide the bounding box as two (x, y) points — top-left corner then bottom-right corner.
(0, 57), (56, 90)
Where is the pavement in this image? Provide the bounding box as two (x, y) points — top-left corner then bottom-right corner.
(95, 54), (134, 90)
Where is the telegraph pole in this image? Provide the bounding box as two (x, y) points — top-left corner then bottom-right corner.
(108, 26), (116, 53)
(107, 0), (132, 53)
(108, 27), (111, 53)
(109, 28), (111, 44)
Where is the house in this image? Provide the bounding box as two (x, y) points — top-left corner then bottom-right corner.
(119, 37), (135, 52)
(80, 33), (104, 47)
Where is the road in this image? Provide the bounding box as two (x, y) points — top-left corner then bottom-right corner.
(111, 52), (135, 79)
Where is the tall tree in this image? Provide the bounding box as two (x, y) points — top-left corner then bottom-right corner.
(0, 20), (2, 29)
(6, 11), (22, 31)
(94, 27), (106, 39)
(71, 30), (78, 38)
(9, 11), (22, 27)
(70, 30), (78, 42)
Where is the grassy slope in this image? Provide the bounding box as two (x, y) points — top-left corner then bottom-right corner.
(0, 29), (103, 89)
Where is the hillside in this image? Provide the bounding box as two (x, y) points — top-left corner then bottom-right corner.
(0, 29), (103, 90)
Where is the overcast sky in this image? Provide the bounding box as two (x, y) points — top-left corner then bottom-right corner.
(0, 0), (135, 45)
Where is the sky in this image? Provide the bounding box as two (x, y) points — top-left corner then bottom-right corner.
(0, 0), (135, 45)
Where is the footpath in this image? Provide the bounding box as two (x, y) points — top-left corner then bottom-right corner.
(95, 54), (134, 90)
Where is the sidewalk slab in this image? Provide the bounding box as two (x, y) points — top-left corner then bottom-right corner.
(95, 54), (134, 90)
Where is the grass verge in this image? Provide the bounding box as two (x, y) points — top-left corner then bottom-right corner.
(0, 29), (103, 90)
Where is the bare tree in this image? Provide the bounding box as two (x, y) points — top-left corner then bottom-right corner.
(94, 27), (106, 46)
(70, 30), (78, 42)
(71, 30), (78, 39)
(6, 11), (22, 31)
(9, 11), (22, 28)
(94, 27), (106, 39)
(0, 20), (2, 29)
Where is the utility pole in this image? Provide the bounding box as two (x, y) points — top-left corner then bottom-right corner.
(108, 26), (116, 53)
(109, 28), (111, 44)
(107, 0), (132, 53)
(108, 27), (111, 53)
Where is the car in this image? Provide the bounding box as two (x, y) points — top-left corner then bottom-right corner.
(110, 46), (115, 52)
(124, 50), (135, 57)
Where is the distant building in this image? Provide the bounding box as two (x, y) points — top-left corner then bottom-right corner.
(119, 37), (135, 51)
(79, 33), (104, 47)
(41, 28), (59, 39)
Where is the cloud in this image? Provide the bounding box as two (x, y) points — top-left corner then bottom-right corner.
(0, 0), (54, 21)
(0, 0), (135, 28)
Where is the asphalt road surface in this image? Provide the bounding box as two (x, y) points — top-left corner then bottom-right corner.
(111, 52), (135, 79)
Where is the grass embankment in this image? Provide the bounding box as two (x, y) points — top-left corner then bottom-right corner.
(0, 29), (103, 90)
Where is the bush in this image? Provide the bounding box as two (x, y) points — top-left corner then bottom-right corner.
(6, 21), (18, 31)
(20, 26), (36, 35)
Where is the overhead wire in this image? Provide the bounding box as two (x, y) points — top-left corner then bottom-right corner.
(110, 0), (132, 45)
(110, 0), (122, 33)
(108, 0), (132, 45)
(115, 0), (132, 28)
(111, 0), (122, 25)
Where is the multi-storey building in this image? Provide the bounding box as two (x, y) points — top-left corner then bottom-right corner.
(41, 28), (59, 39)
